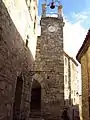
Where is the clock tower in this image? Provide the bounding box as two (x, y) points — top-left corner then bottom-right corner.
(31, 17), (65, 120)
(31, 2), (65, 120)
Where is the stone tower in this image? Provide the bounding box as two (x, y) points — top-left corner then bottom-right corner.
(31, 17), (64, 120)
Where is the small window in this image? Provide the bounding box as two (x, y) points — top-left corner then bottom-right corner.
(34, 22), (36, 29)
(28, 6), (30, 10)
(64, 100), (65, 105)
(73, 98), (75, 103)
(26, 39), (28, 47)
(35, 15), (36, 21)
(26, 35), (29, 47)
(33, 6), (35, 10)
(47, 76), (49, 79)
(65, 57), (67, 66)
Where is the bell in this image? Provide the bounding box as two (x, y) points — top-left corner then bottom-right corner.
(50, 2), (55, 9)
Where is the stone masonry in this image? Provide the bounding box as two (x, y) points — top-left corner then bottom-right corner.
(32, 17), (65, 120)
(78, 47), (90, 120)
(0, 1), (36, 120)
(76, 29), (90, 120)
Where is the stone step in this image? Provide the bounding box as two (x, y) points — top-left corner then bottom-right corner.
(29, 111), (42, 119)
(29, 117), (44, 120)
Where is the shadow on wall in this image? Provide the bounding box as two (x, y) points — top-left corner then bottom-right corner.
(61, 99), (80, 120)
(0, 1), (35, 120)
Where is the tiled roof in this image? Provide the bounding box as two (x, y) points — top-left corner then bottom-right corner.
(64, 51), (78, 66)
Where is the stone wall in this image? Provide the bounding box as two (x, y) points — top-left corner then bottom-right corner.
(3, 0), (38, 59)
(32, 17), (64, 120)
(70, 59), (79, 105)
(0, 1), (36, 120)
(64, 52), (79, 106)
(80, 45), (90, 120)
(64, 55), (69, 105)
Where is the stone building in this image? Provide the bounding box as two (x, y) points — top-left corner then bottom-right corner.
(76, 29), (90, 120)
(0, 0), (80, 120)
(64, 52), (79, 106)
(0, 0), (38, 120)
(31, 16), (65, 120)
(64, 52), (80, 120)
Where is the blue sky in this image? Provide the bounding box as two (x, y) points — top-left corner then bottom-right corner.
(38, 0), (90, 29)
(38, 0), (90, 94)
(38, 0), (88, 15)
(38, 0), (90, 58)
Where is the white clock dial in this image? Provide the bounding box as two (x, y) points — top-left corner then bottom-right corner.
(48, 25), (56, 32)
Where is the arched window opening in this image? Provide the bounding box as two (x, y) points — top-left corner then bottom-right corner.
(30, 80), (41, 111)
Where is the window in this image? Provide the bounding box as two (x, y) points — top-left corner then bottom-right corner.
(26, 39), (28, 47)
(33, 6), (35, 10)
(35, 15), (36, 21)
(73, 98), (75, 103)
(47, 76), (49, 79)
(34, 22), (36, 29)
(65, 57), (67, 66)
(28, 6), (30, 10)
(33, 22), (36, 34)
(26, 35), (29, 47)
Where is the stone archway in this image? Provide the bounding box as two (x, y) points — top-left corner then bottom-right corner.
(13, 75), (23, 120)
(30, 80), (41, 111)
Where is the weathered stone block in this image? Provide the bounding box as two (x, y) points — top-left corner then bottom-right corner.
(32, 17), (64, 120)
(0, 1), (35, 120)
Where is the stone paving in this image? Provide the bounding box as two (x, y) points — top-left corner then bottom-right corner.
(29, 118), (44, 120)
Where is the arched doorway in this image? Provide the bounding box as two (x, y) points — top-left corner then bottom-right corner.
(13, 75), (23, 120)
(30, 80), (41, 111)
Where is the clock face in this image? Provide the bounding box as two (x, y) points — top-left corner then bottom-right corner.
(48, 25), (56, 32)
